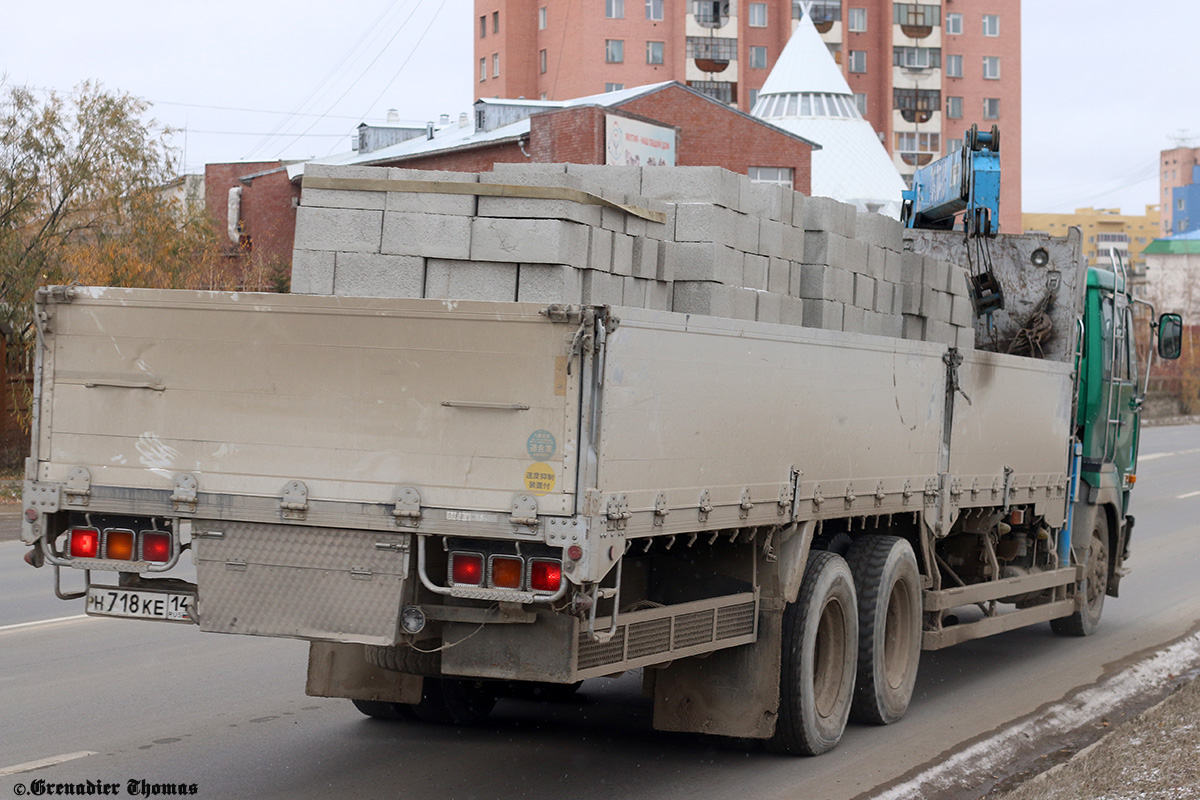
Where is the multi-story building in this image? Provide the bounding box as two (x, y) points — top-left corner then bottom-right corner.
(1023, 206), (1161, 293)
(475, 0), (1021, 230)
(1161, 145), (1200, 237)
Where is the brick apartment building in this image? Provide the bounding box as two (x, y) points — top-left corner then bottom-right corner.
(203, 160), (303, 283)
(475, 0), (1021, 231)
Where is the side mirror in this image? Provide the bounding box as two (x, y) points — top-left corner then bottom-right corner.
(1158, 313), (1183, 360)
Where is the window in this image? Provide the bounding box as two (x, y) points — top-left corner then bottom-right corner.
(646, 0), (663, 20)
(947, 137), (963, 153)
(982, 14), (999, 36)
(479, 58), (487, 81)
(696, 0), (731, 26)
(493, 11), (499, 33)
(607, 0), (624, 18)
(809, 0), (841, 23)
(895, 132), (940, 153)
(606, 39), (625, 62)
(492, 53), (500, 77)
(749, 2), (768, 26)
(893, 4), (940, 27)
(854, 92), (867, 115)
(539, 6), (547, 29)
(946, 12), (962, 34)
(749, 167), (794, 188)
(849, 50), (867, 72)
(606, 83), (625, 92)
(848, 7), (867, 31)
(479, 15), (487, 38)
(750, 46), (768, 69)
(983, 97), (1000, 119)
(946, 96), (962, 119)
(686, 36), (738, 61)
(946, 54), (962, 78)
(893, 88), (940, 111)
(689, 80), (735, 103)
(1179, 198), (1187, 210)
(647, 40), (664, 64)
(539, 49), (547, 73)
(983, 56), (1000, 80)
(893, 46), (940, 69)
(748, 88), (760, 109)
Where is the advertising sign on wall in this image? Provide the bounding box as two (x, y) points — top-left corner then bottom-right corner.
(605, 114), (676, 167)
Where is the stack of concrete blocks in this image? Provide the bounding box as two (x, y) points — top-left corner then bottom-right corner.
(898, 240), (976, 350)
(290, 162), (974, 349)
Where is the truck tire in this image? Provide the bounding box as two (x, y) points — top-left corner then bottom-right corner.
(364, 643), (441, 676)
(409, 678), (497, 725)
(351, 699), (419, 721)
(1051, 514), (1108, 637)
(768, 550), (858, 756)
(845, 535), (922, 725)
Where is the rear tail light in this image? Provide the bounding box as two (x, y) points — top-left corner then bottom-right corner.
(140, 532), (172, 564)
(529, 559), (563, 592)
(489, 555), (524, 589)
(449, 552), (484, 586)
(68, 528), (100, 559)
(104, 529), (136, 561)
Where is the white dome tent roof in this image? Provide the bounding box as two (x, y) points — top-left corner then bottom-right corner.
(752, 4), (906, 218)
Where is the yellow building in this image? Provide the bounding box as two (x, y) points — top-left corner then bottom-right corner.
(1023, 206), (1161, 274)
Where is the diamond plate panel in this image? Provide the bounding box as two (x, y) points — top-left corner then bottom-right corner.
(194, 521), (409, 645)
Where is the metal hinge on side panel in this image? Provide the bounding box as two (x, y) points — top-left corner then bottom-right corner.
(171, 473), (198, 513)
(393, 485), (422, 527)
(739, 488), (754, 519)
(541, 303), (584, 323)
(511, 493), (539, 527)
(64, 467), (91, 506)
(698, 490), (714, 523)
(606, 494), (631, 530)
(280, 480), (309, 521)
(654, 492), (670, 527)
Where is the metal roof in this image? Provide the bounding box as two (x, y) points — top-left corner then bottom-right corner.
(1144, 230), (1200, 255)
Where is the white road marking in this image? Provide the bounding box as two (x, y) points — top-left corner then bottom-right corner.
(1178, 490), (1200, 499)
(0, 750), (96, 776)
(873, 631), (1200, 800)
(1140, 447), (1200, 462)
(0, 614), (89, 635)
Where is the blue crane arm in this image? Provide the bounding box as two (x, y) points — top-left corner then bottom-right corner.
(903, 125), (1001, 235)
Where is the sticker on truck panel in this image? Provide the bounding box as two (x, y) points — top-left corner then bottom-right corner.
(524, 463), (556, 495)
(527, 429), (557, 460)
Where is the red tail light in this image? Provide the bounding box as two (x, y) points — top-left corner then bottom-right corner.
(529, 559), (562, 592)
(490, 556), (524, 589)
(449, 552), (484, 586)
(105, 529), (136, 561)
(68, 528), (100, 559)
(141, 532), (172, 563)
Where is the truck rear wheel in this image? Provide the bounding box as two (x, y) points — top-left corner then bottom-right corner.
(1051, 515), (1108, 637)
(410, 678), (497, 724)
(768, 550), (858, 756)
(845, 535), (922, 725)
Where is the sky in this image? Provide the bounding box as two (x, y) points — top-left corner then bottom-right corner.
(2, 0), (1198, 219)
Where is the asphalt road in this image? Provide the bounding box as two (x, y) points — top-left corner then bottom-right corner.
(2, 424), (1199, 800)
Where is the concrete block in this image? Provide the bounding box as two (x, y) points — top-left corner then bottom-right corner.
(294, 206), (383, 254)
(622, 276), (648, 308)
(582, 269), (625, 306)
(927, 289), (954, 322)
(948, 265), (971, 296)
(951, 293), (975, 327)
(767, 257), (790, 295)
(880, 215), (904, 252)
(737, 212), (762, 254)
(588, 228), (613, 272)
(884, 250), (904, 283)
(881, 314), (904, 339)
(866, 245), (887, 280)
(740, 178), (788, 222)
(675, 203), (738, 246)
(843, 238), (869, 273)
(290, 249), (335, 295)
(759, 219), (786, 258)
(956, 325), (976, 350)
(565, 164), (643, 195)
(803, 231), (847, 267)
(424, 259), (517, 301)
(901, 314), (926, 341)
(862, 310), (885, 337)
(924, 257), (951, 291)
(854, 273), (876, 309)
(332, 252), (423, 298)
(780, 295), (805, 326)
(798, 264), (855, 304)
(743, 253), (769, 290)
(611, 233), (635, 276)
(381, 211), (472, 260)
(476, 195), (603, 226)
(601, 201), (626, 233)
(803, 299), (844, 331)
(841, 202), (858, 239)
(789, 191), (807, 228)
(855, 211), (881, 247)
(645, 280), (674, 311)
(782, 224), (805, 260)
(901, 251), (925, 284)
(640, 166), (741, 210)
(492, 162), (568, 176)
(842, 303), (866, 334)
(664, 241), (743, 284)
(517, 264), (584, 304)
(926, 320), (956, 347)
(385, 168), (480, 215)
(302, 164), (391, 210)
(673, 281), (736, 318)
(469, 217), (589, 267)
(641, 204), (675, 241)
(873, 281), (894, 314)
(632, 237), (658, 279)
(756, 290), (783, 324)
(732, 287), (759, 321)
(893, 283), (906, 315)
(803, 196), (855, 236)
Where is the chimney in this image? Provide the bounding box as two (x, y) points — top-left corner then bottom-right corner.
(426, 122), (435, 140)
(458, 112), (469, 128)
(386, 108), (399, 124)
(439, 113), (450, 125)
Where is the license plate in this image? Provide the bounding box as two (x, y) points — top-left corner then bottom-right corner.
(86, 586), (195, 623)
